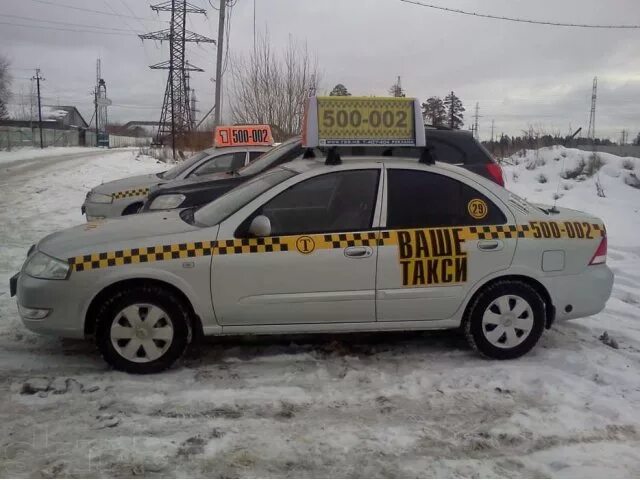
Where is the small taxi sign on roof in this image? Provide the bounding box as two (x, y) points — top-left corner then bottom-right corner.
(214, 125), (274, 147)
(303, 96), (425, 148)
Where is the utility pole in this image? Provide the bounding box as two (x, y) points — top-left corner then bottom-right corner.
(214, 0), (226, 127)
(491, 119), (495, 144)
(32, 69), (44, 149)
(94, 86), (99, 147)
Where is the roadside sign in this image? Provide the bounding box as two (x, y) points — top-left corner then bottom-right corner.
(303, 96), (425, 148)
(214, 125), (274, 147)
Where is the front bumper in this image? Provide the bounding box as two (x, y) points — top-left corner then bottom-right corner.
(15, 273), (86, 338)
(546, 265), (614, 322)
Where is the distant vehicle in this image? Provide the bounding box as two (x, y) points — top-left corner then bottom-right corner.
(142, 127), (504, 213)
(81, 125), (274, 220)
(10, 96), (612, 373)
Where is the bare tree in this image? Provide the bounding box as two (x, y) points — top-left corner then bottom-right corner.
(229, 34), (319, 141)
(0, 54), (12, 120)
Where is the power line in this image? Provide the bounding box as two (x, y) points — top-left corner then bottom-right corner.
(0, 13), (140, 33)
(399, 0), (640, 29)
(27, 0), (167, 23)
(0, 20), (137, 37)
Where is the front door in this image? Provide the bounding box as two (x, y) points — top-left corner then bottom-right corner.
(211, 168), (382, 326)
(376, 167), (518, 322)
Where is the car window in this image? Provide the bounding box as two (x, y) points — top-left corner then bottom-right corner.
(194, 168), (296, 226)
(427, 139), (465, 165)
(386, 169), (506, 229)
(255, 170), (380, 236)
(160, 151), (211, 180)
(249, 151), (264, 162)
(189, 152), (246, 177)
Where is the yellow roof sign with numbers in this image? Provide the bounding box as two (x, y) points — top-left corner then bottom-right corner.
(303, 96), (425, 147)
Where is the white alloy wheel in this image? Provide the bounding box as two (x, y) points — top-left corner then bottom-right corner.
(110, 304), (174, 363)
(481, 295), (534, 349)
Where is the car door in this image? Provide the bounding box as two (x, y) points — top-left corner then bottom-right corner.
(187, 151), (247, 178)
(211, 167), (383, 326)
(376, 166), (517, 322)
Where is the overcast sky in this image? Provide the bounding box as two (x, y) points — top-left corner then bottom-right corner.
(3, 0), (640, 140)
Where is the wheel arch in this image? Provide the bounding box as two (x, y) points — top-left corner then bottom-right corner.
(84, 278), (204, 339)
(121, 201), (144, 216)
(462, 274), (555, 329)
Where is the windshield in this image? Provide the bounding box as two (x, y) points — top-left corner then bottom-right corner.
(159, 151), (212, 180)
(194, 168), (296, 226)
(237, 137), (301, 177)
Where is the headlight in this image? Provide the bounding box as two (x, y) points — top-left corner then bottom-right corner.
(149, 194), (186, 210)
(89, 192), (113, 204)
(23, 252), (70, 280)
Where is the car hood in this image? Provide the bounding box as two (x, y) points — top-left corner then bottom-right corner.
(91, 173), (165, 195)
(37, 210), (201, 259)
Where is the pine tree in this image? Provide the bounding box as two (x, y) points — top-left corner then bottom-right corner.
(329, 84), (351, 96)
(444, 91), (465, 130)
(421, 97), (446, 126)
(635, 132), (640, 146)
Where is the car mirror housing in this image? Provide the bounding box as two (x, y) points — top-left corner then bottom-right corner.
(248, 215), (271, 237)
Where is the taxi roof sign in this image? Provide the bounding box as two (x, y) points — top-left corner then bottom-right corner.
(303, 96), (425, 148)
(214, 124), (274, 148)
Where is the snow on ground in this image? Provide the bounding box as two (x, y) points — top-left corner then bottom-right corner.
(0, 147), (639, 477)
(0, 146), (104, 166)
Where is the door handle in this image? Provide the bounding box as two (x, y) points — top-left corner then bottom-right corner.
(344, 246), (373, 259)
(477, 240), (503, 251)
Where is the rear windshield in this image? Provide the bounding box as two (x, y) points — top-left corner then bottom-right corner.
(237, 138), (301, 177)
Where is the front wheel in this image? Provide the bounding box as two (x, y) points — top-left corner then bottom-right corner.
(464, 280), (546, 360)
(96, 285), (190, 373)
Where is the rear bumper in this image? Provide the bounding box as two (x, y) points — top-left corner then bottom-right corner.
(545, 265), (614, 321)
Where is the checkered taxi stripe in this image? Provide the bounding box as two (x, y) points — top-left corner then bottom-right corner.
(68, 222), (606, 272)
(112, 187), (150, 200)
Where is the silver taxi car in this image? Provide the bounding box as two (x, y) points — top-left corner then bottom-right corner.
(11, 156), (613, 373)
(82, 145), (270, 220)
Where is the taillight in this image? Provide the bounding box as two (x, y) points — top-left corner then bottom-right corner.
(589, 236), (608, 265)
(486, 163), (505, 187)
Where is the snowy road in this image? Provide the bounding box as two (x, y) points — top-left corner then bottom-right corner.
(0, 147), (639, 477)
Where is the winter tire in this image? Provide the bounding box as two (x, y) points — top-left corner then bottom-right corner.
(96, 285), (190, 373)
(464, 280), (546, 359)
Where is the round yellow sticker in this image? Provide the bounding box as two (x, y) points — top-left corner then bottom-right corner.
(468, 199), (488, 219)
(296, 236), (316, 254)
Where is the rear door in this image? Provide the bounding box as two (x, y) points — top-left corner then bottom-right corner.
(376, 166), (517, 322)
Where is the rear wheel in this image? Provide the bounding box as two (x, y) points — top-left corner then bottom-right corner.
(96, 285), (190, 373)
(464, 280), (545, 359)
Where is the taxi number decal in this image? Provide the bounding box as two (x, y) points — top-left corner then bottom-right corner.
(397, 228), (467, 287)
(529, 221), (602, 239)
(467, 199), (488, 220)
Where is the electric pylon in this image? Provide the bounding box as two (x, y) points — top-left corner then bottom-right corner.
(587, 77), (598, 143)
(139, 0), (215, 158)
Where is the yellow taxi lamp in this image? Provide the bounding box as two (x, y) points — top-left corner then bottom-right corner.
(303, 96), (426, 149)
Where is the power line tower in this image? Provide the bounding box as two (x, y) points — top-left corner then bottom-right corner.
(190, 87), (198, 129)
(139, 0), (215, 159)
(471, 102), (481, 140)
(587, 76), (598, 144)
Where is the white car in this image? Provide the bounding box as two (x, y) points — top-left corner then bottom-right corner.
(11, 155), (613, 373)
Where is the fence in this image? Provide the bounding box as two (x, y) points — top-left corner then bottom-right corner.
(0, 126), (152, 150)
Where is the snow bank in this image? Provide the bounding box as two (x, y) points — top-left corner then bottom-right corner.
(0, 146), (103, 166)
(504, 146), (640, 247)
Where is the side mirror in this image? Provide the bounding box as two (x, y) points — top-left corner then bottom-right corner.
(248, 215), (271, 237)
